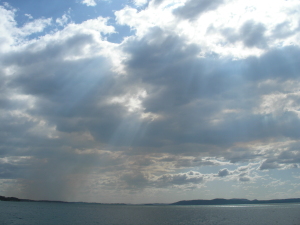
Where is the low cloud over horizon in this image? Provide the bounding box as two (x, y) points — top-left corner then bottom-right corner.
(0, 0), (300, 204)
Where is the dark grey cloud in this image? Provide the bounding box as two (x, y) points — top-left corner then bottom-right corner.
(173, 0), (225, 20)
(245, 46), (300, 81)
(221, 27), (239, 43)
(152, 0), (164, 6)
(221, 20), (267, 49)
(9, 26), (299, 160)
(131, 156), (154, 166)
(225, 150), (263, 164)
(221, 19), (300, 50)
(3, 24), (300, 169)
(277, 151), (300, 164)
(122, 27), (300, 155)
(210, 164), (257, 181)
(255, 149), (300, 171)
(120, 171), (150, 190)
(259, 159), (281, 170)
(3, 33), (140, 149)
(239, 176), (251, 182)
(272, 21), (300, 39)
(156, 171), (204, 188)
(218, 168), (229, 177)
(118, 170), (206, 190)
(239, 21), (267, 49)
(0, 161), (29, 179)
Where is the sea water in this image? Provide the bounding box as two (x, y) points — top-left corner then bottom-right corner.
(1, 201), (300, 225)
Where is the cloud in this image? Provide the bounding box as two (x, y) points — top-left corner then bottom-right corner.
(174, 157), (228, 168)
(56, 14), (71, 27)
(239, 176), (251, 182)
(20, 18), (52, 36)
(25, 14), (33, 19)
(257, 149), (300, 171)
(222, 20), (268, 49)
(119, 25), (300, 154)
(0, 8), (124, 199)
(211, 164), (259, 182)
(4, 17), (300, 152)
(0, 5), (52, 41)
(272, 21), (299, 39)
(0, 5), (18, 51)
(81, 0), (97, 7)
(0, 157), (32, 179)
(120, 171), (150, 190)
(155, 171), (204, 188)
(239, 21), (267, 49)
(152, 0), (164, 5)
(1, 0), (300, 202)
(259, 159), (281, 170)
(173, 0), (225, 20)
(218, 168), (230, 177)
(134, 0), (148, 7)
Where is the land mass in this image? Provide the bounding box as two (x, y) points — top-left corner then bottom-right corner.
(0, 195), (125, 205)
(171, 198), (300, 205)
(1, 195), (300, 205)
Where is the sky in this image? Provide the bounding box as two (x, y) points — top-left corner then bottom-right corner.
(0, 0), (300, 204)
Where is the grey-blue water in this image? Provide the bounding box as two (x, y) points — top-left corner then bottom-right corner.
(1, 201), (300, 225)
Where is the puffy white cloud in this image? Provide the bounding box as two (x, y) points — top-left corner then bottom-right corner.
(0, 6), (18, 51)
(19, 18), (52, 36)
(81, 0), (97, 7)
(115, 0), (300, 58)
(134, 0), (148, 7)
(24, 14), (33, 19)
(56, 14), (71, 27)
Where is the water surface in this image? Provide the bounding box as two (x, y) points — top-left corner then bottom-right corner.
(1, 201), (300, 225)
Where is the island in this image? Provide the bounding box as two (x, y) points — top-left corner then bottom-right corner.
(0, 195), (126, 205)
(171, 198), (300, 205)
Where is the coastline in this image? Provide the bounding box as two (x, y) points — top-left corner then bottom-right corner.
(1, 195), (300, 206)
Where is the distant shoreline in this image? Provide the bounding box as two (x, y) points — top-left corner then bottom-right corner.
(0, 195), (126, 205)
(1, 195), (300, 205)
(171, 198), (300, 205)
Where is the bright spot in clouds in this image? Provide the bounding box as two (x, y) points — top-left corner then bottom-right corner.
(0, 0), (300, 204)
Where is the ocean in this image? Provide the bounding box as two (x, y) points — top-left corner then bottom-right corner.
(1, 201), (300, 225)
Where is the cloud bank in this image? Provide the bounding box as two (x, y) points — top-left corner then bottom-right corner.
(0, 0), (300, 203)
